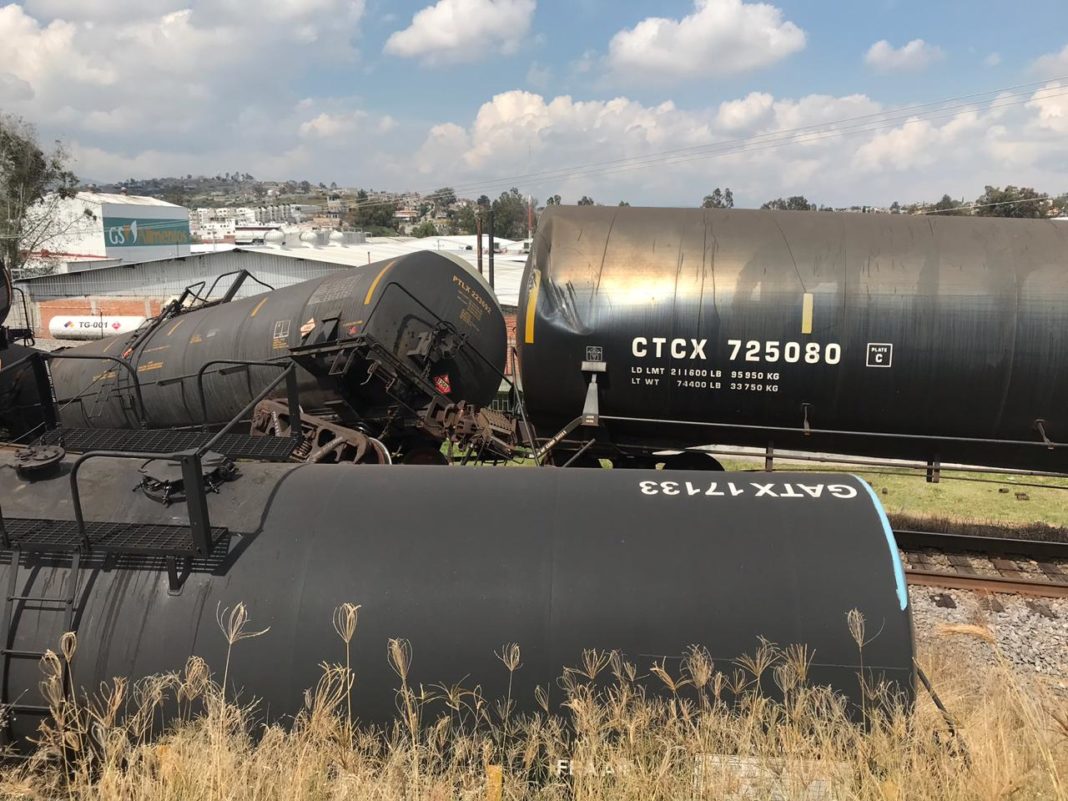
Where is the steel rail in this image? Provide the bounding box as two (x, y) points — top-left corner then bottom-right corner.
(902, 568), (1068, 599)
(895, 529), (1068, 599)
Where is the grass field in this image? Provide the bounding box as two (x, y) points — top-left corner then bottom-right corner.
(710, 457), (1068, 533)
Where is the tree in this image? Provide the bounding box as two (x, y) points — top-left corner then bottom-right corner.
(974, 185), (1048, 218)
(344, 194), (398, 235)
(618, 201), (630, 206)
(577, 195), (595, 206)
(1, 114), (88, 280)
(450, 204), (478, 235)
(928, 194), (967, 216)
(411, 220), (439, 238)
(490, 187), (535, 240)
(431, 186), (456, 211)
(761, 196), (816, 211)
(889, 201), (901, 214)
(545, 194), (562, 206)
(701, 187), (734, 208)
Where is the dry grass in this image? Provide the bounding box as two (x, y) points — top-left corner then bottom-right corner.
(1, 605), (1065, 800)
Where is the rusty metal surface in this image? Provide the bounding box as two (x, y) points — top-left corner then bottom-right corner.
(902, 564), (1068, 598)
(899, 540), (1068, 599)
(518, 206), (1068, 471)
(418, 398), (518, 459)
(250, 399), (390, 464)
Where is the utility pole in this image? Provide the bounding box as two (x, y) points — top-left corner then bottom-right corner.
(476, 212), (483, 276)
(487, 209), (495, 290)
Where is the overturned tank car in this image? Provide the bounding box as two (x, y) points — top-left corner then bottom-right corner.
(22, 251), (512, 463)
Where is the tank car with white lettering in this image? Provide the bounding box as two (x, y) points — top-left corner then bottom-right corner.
(517, 205), (1068, 471)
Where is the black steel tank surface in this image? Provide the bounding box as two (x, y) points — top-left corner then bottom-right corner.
(49, 251), (506, 429)
(0, 343), (45, 438)
(517, 206), (1068, 470)
(0, 453), (913, 741)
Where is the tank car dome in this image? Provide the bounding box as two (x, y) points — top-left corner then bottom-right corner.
(264, 230), (285, 247)
(299, 231), (318, 246)
(328, 230), (345, 245)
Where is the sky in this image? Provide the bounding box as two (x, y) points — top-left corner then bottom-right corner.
(2, 0), (1068, 208)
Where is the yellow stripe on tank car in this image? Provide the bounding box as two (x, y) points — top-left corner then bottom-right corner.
(364, 260), (397, 305)
(523, 270), (541, 344)
(249, 297), (268, 317)
(801, 292), (814, 335)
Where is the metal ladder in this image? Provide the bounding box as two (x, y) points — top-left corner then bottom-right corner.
(0, 547), (82, 745)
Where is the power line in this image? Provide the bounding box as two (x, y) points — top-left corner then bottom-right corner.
(335, 76), (1068, 213)
(918, 196), (1054, 215)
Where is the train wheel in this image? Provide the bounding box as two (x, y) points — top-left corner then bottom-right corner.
(660, 452), (724, 471)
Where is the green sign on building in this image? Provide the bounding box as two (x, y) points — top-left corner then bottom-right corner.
(103, 217), (191, 248)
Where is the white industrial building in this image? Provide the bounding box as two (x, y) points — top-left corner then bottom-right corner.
(10, 235), (528, 343)
(29, 192), (191, 273)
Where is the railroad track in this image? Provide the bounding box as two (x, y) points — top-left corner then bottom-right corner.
(894, 529), (1068, 599)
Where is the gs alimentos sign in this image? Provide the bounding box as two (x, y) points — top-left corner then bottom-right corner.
(103, 217), (191, 248)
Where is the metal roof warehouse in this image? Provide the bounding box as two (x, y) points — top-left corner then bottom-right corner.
(10, 239), (526, 357)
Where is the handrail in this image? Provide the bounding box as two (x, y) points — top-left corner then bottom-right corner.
(597, 414), (1068, 450)
(362, 279), (518, 397)
(64, 363), (301, 556)
(69, 448), (215, 555)
(10, 286), (35, 346)
(203, 269), (275, 303)
(197, 362), (301, 453)
(0, 498), (9, 549)
(0, 350), (149, 429)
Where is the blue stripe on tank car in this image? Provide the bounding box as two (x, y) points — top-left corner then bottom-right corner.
(855, 476), (909, 611)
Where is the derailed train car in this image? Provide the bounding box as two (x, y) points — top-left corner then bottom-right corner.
(15, 251), (509, 461)
(0, 448), (914, 743)
(518, 206), (1068, 471)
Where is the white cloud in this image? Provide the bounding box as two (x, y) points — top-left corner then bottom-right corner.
(9, 1), (1068, 208)
(852, 111), (982, 172)
(384, 0), (535, 65)
(1026, 82), (1068, 133)
(410, 88), (1068, 208)
(715, 92), (774, 131)
(299, 111), (368, 139)
(23, 0), (364, 22)
(606, 0), (805, 82)
(865, 39), (945, 72)
(1033, 43), (1068, 77)
(0, 2), (369, 179)
(984, 52), (1001, 67)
